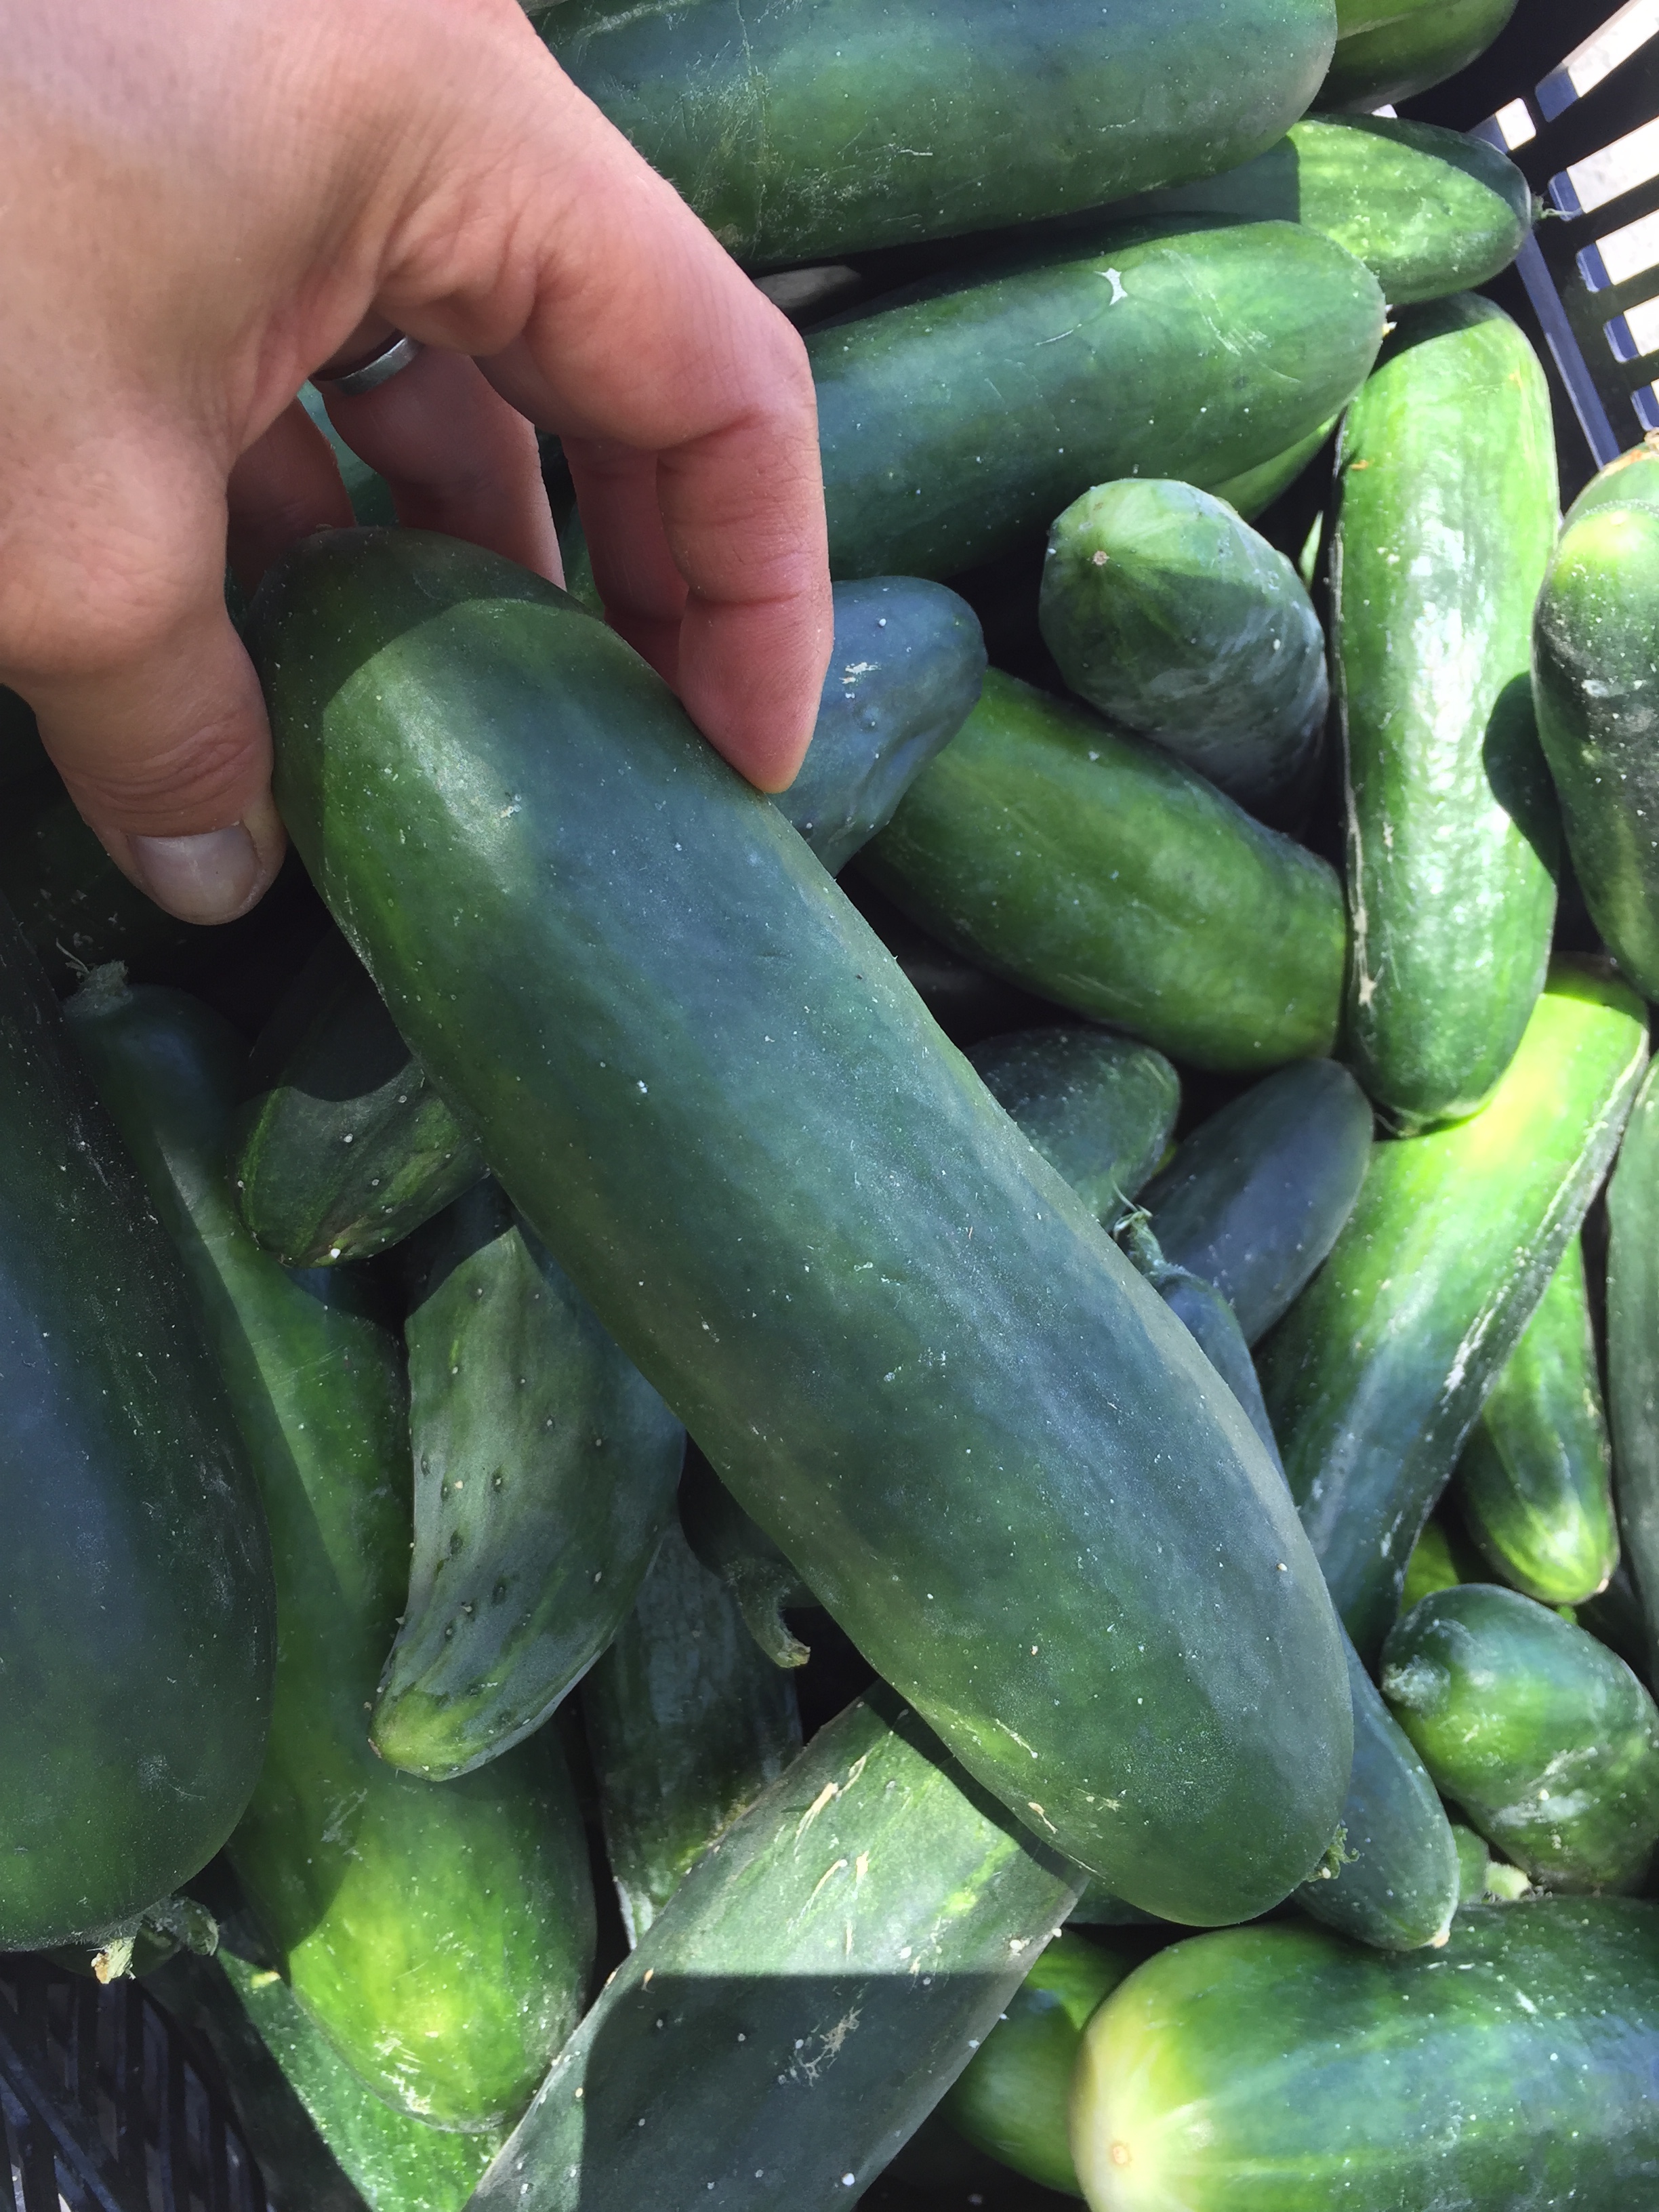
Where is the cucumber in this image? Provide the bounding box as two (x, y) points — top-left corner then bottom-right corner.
(1381, 1584), (1659, 1893)
(1322, 0), (1518, 110)
(1581, 1559), (1652, 1683)
(1259, 960), (1648, 1664)
(1072, 1899), (1659, 2212)
(1565, 434), (1659, 525)
(0, 784), (199, 990)
(1606, 1059), (1659, 1683)
(538, 0), (1336, 270)
(470, 1687), (1080, 2212)
(1533, 498), (1659, 1000)
(941, 1932), (1130, 2196)
(1449, 1822), (1489, 1906)
(66, 971), (596, 2132)
(1452, 1235), (1618, 1606)
(1209, 415), (1336, 522)
(1120, 115), (1530, 307)
(861, 669), (1345, 1072)
(678, 1443), (815, 1669)
(783, 579), (985, 872)
(581, 1519), (803, 1945)
(1399, 1515), (1481, 1614)
(251, 525), (1354, 1926)
(813, 218), (1385, 580)
(1139, 1060), (1372, 1344)
(372, 1179), (686, 1780)
(0, 916), (272, 1952)
(1038, 480), (1327, 816)
(1332, 293), (1559, 1131)
(232, 930), (487, 1267)
(965, 1029), (1180, 1223)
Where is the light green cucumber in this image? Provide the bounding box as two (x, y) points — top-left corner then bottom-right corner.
(1607, 1059), (1659, 1683)
(1209, 415), (1336, 520)
(966, 1029), (1180, 1221)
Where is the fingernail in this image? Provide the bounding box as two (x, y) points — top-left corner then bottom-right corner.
(128, 823), (263, 924)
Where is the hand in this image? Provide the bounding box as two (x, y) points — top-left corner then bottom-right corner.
(0, 0), (831, 922)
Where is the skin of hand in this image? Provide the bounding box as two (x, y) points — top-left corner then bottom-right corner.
(0, 0), (832, 923)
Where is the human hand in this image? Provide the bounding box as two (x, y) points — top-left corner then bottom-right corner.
(0, 0), (831, 922)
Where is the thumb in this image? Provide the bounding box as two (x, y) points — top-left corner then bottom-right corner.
(0, 447), (286, 926)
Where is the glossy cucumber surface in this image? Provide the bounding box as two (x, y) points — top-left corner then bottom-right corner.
(1605, 1058), (1659, 1683)
(582, 1520), (803, 1946)
(1452, 1233), (1618, 1607)
(1382, 1584), (1659, 1892)
(1140, 1059), (1373, 1344)
(1332, 293), (1559, 1130)
(470, 1690), (1080, 2212)
(966, 1029), (1180, 1222)
(251, 527), (1353, 1925)
(784, 578), (985, 872)
(1039, 479), (1326, 815)
(1, 925), (272, 1950)
(539, 0), (1336, 268)
(1120, 114), (1530, 305)
(813, 218), (1384, 579)
(67, 973), (596, 2132)
(861, 669), (1345, 1073)
(1260, 961), (1647, 1663)
(373, 1180), (684, 1780)
(232, 930), (486, 1267)
(1534, 499), (1659, 999)
(1072, 1900), (1659, 2212)
(1322, 0), (1517, 108)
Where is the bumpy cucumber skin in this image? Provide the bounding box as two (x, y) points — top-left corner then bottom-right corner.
(862, 670), (1345, 1073)
(1260, 961), (1648, 1664)
(941, 1932), (1129, 2196)
(539, 0), (1334, 268)
(373, 1181), (685, 1780)
(1322, 0), (1517, 108)
(1453, 1235), (1618, 1607)
(1382, 1584), (1659, 1892)
(1333, 293), (1559, 1131)
(1534, 502), (1659, 1000)
(582, 1521), (803, 1946)
(813, 218), (1385, 579)
(1141, 1060), (1372, 1345)
(232, 932), (486, 1266)
(783, 579), (985, 873)
(67, 979), (596, 2133)
(1040, 480), (1327, 815)
(1073, 1900), (1659, 2212)
(0, 938), (272, 1952)
(1607, 1060), (1659, 1684)
(252, 527), (1353, 1926)
(967, 1029), (1180, 1221)
(472, 1690), (1080, 2212)
(1121, 115), (1530, 306)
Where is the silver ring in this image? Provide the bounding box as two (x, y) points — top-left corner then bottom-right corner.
(314, 331), (424, 396)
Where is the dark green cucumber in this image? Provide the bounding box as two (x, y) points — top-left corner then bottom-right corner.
(538, 0), (1335, 269)
(1039, 480), (1327, 815)
(966, 1029), (1180, 1222)
(0, 785), (199, 989)
(1607, 1059), (1659, 1683)
(373, 1180), (685, 1779)
(1382, 1584), (1659, 1892)
(1580, 1558), (1652, 1683)
(1452, 1234), (1618, 1606)
(252, 526), (1353, 1925)
(1565, 434), (1659, 525)
(1073, 1899), (1659, 2212)
(941, 1931), (1130, 2196)
(1322, 0), (1517, 109)
(1120, 115), (1530, 306)
(66, 972), (595, 2132)
(1534, 499), (1659, 999)
(781, 579), (985, 872)
(813, 218), (1385, 579)
(232, 930), (487, 1267)
(0, 916), (272, 1952)
(1333, 293), (1559, 1130)
(861, 669), (1345, 1071)
(1209, 415), (1336, 523)
(1259, 960), (1647, 1663)
(678, 1443), (815, 1669)
(470, 1688), (1079, 2212)
(581, 1519), (803, 1944)
(1139, 1059), (1372, 1344)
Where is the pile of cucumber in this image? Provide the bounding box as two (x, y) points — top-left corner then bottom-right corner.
(9, 1), (1659, 2207)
